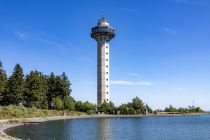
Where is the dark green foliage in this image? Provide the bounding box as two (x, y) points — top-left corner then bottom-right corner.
(46, 72), (57, 108)
(118, 104), (135, 114)
(145, 104), (153, 114)
(178, 107), (188, 113)
(164, 105), (177, 112)
(117, 97), (152, 115)
(63, 96), (75, 111)
(60, 72), (72, 100)
(164, 105), (204, 113)
(118, 104), (129, 114)
(0, 61), (74, 110)
(23, 71), (48, 108)
(0, 60), (205, 115)
(52, 97), (63, 110)
(75, 101), (95, 113)
(130, 96), (145, 114)
(97, 101), (115, 114)
(2, 64), (24, 105)
(0, 61), (7, 104)
(47, 72), (72, 108)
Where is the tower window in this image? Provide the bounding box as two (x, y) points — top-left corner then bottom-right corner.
(106, 78), (108, 81)
(106, 85), (109, 88)
(107, 99), (109, 101)
(106, 59), (108, 61)
(106, 72), (108, 74)
(106, 46), (108, 49)
(107, 92), (109, 94)
(106, 65), (108, 68)
(106, 52), (108, 55)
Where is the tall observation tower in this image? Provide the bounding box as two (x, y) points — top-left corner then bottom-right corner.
(91, 17), (115, 105)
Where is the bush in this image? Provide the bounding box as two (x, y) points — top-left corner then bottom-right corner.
(75, 101), (95, 113)
(52, 97), (63, 110)
(63, 96), (75, 111)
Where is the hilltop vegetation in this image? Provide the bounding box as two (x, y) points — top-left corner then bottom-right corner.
(0, 61), (96, 115)
(163, 105), (204, 114)
(0, 105), (87, 119)
(0, 61), (205, 119)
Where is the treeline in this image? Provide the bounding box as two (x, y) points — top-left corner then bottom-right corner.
(0, 61), (153, 115)
(164, 105), (204, 113)
(3, 61), (204, 115)
(97, 97), (152, 115)
(0, 62), (76, 110)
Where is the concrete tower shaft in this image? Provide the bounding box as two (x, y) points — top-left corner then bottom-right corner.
(91, 17), (115, 105)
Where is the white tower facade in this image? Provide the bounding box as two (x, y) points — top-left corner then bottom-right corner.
(91, 17), (115, 105)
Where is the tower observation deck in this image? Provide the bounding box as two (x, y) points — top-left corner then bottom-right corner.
(91, 17), (115, 105)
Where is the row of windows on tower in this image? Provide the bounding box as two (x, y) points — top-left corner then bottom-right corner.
(105, 45), (109, 102)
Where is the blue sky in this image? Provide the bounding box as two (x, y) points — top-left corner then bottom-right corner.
(0, 0), (210, 110)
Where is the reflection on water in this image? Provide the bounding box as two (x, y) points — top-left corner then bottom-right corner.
(97, 118), (111, 139)
(5, 115), (210, 140)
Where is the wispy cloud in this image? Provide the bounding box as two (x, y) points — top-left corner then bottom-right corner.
(13, 29), (78, 55)
(14, 32), (27, 39)
(126, 72), (142, 77)
(173, 87), (185, 91)
(163, 27), (177, 35)
(110, 80), (152, 86)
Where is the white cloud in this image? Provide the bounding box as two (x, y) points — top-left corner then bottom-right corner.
(163, 27), (177, 35)
(173, 87), (185, 91)
(110, 80), (152, 86)
(13, 30), (77, 55)
(126, 72), (142, 77)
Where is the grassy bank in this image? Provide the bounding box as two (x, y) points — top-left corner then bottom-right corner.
(0, 105), (87, 120)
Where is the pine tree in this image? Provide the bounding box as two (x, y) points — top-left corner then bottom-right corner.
(47, 72), (57, 108)
(3, 64), (24, 105)
(59, 72), (72, 100)
(23, 71), (48, 108)
(47, 72), (72, 108)
(0, 61), (7, 105)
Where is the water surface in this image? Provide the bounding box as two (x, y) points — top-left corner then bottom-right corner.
(6, 115), (210, 140)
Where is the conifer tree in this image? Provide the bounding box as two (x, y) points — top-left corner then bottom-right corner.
(47, 72), (57, 108)
(59, 72), (72, 100)
(23, 71), (48, 108)
(0, 61), (7, 104)
(47, 72), (72, 108)
(3, 64), (24, 105)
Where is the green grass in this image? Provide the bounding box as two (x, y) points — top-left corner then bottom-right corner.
(0, 105), (87, 120)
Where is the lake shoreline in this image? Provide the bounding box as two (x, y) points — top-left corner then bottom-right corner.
(1, 113), (210, 140)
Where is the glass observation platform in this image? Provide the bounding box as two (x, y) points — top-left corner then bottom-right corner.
(91, 18), (115, 41)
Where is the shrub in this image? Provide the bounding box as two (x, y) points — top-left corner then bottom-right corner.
(52, 97), (63, 110)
